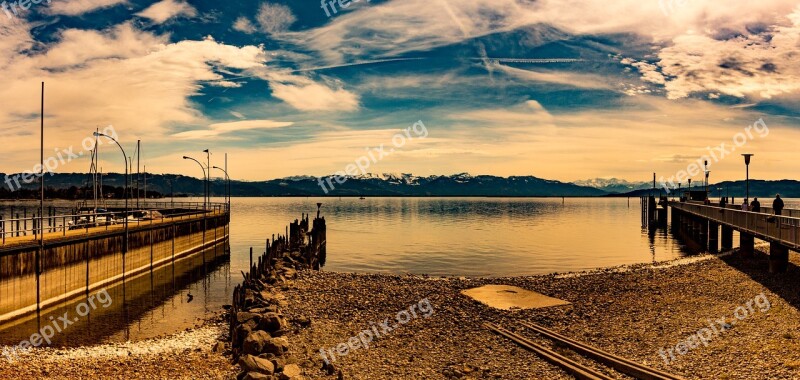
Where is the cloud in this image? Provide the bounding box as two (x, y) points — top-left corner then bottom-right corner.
(233, 16), (257, 34)
(285, 0), (800, 103)
(30, 23), (167, 69)
(256, 2), (296, 34)
(494, 64), (613, 90)
(0, 22), (268, 172)
(263, 71), (360, 112)
(47, 0), (127, 16)
(136, 0), (197, 23)
(172, 119), (293, 139)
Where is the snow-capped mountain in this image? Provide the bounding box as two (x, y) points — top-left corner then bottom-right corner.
(572, 178), (651, 193)
(269, 173), (607, 196)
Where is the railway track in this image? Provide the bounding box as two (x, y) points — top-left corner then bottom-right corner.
(485, 322), (685, 380)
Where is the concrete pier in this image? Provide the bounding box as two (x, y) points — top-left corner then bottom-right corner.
(721, 226), (733, 251)
(769, 243), (789, 273)
(740, 233), (755, 257)
(0, 205), (230, 324)
(708, 222), (719, 253)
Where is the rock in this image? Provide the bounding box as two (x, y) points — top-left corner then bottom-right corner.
(263, 336), (290, 355)
(235, 324), (253, 347)
(282, 268), (297, 279)
(279, 364), (302, 380)
(243, 372), (273, 380)
(322, 361), (337, 375)
(239, 354), (275, 375)
(244, 289), (257, 307)
(260, 291), (277, 304)
(212, 341), (226, 353)
(258, 312), (287, 333)
(271, 357), (286, 372)
(237, 312), (260, 324)
(243, 331), (272, 356)
(294, 316), (312, 328)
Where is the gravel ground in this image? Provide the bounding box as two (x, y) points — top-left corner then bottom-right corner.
(3, 245), (800, 379)
(278, 246), (800, 380)
(0, 314), (237, 379)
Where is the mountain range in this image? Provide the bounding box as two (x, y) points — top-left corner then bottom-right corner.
(1, 172), (798, 198)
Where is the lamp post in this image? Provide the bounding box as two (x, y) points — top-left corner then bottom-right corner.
(94, 132), (128, 256)
(688, 178), (692, 200)
(212, 166), (230, 211)
(183, 156), (206, 210)
(742, 154), (754, 203)
(704, 160), (709, 199)
(203, 149), (210, 210)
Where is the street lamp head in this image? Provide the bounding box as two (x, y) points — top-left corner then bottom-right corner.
(93, 131), (103, 137)
(182, 156), (190, 159)
(742, 153), (754, 165)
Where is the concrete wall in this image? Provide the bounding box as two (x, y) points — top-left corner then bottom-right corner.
(0, 213), (229, 324)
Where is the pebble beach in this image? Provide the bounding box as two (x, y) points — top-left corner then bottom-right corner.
(3, 245), (800, 379)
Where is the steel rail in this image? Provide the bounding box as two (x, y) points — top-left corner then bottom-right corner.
(520, 321), (684, 380)
(485, 323), (616, 380)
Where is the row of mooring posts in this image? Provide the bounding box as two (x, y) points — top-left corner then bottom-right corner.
(642, 195), (668, 228)
(670, 206), (789, 273)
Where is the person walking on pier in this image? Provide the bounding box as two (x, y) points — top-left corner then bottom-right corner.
(741, 199), (749, 211)
(751, 198), (761, 213)
(773, 194), (784, 215)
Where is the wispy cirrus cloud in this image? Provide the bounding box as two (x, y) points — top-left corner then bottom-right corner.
(172, 119), (293, 139)
(47, 0), (127, 16)
(136, 0), (197, 23)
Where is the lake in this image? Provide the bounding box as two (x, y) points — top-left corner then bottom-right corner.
(2, 196), (777, 346)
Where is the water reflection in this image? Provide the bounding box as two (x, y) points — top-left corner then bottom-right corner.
(0, 242), (230, 347)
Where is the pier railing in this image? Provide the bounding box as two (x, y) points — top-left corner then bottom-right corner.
(670, 201), (800, 249)
(0, 201), (229, 246)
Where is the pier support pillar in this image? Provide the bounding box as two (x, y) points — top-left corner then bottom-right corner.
(740, 233), (755, 257)
(769, 243), (789, 273)
(708, 222), (719, 253)
(698, 220), (708, 250)
(721, 226), (733, 251)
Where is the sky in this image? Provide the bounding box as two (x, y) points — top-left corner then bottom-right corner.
(1, 0), (800, 184)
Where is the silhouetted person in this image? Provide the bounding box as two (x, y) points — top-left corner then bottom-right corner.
(719, 197), (727, 208)
(751, 198), (761, 212)
(741, 199), (749, 211)
(773, 194), (784, 215)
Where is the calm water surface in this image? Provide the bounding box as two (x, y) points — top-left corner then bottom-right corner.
(5, 196), (792, 346)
